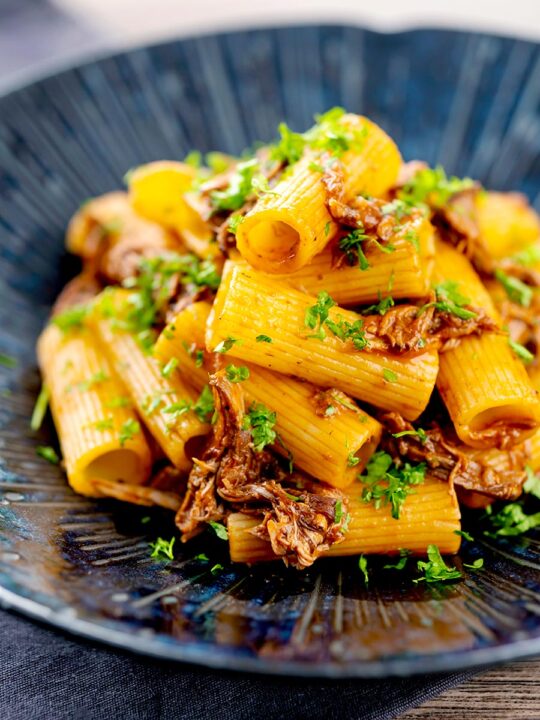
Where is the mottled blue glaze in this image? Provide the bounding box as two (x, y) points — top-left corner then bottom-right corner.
(0, 26), (539, 678)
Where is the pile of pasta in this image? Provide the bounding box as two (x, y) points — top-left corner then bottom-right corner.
(37, 109), (540, 569)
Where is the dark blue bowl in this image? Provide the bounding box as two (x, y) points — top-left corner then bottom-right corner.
(1, 25), (540, 678)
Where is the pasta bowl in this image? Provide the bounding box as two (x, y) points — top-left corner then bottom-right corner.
(1, 24), (540, 677)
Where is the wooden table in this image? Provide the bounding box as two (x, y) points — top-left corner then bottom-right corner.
(400, 659), (540, 718)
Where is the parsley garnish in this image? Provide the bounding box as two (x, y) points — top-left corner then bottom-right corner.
(414, 545), (462, 584)
(334, 499), (343, 522)
(242, 402), (277, 451)
(305, 107), (368, 158)
(76, 370), (109, 392)
(304, 291), (336, 339)
(392, 428), (428, 444)
(184, 150), (202, 168)
(454, 529), (474, 542)
(210, 158), (259, 212)
(161, 357), (179, 378)
(119, 419), (140, 447)
(508, 338), (534, 364)
(194, 553), (209, 561)
(486, 503), (540, 536)
(36, 445), (60, 464)
(325, 316), (368, 350)
(359, 451), (426, 519)
(94, 418), (114, 431)
(255, 334), (272, 343)
(383, 369), (398, 383)
(358, 554), (369, 585)
(464, 558), (484, 570)
(305, 292), (368, 349)
(361, 291), (395, 316)
(339, 227), (370, 270)
(228, 214), (245, 236)
(193, 385), (215, 423)
(225, 364), (250, 383)
(419, 281), (477, 320)
(347, 452), (360, 468)
(105, 396), (131, 409)
(163, 400), (192, 418)
(211, 563), (224, 575)
(149, 536), (175, 560)
(0, 353), (17, 368)
(383, 549), (410, 570)
(494, 269), (532, 307)
(399, 166), (474, 209)
(512, 245), (540, 267)
(209, 521), (229, 540)
(51, 304), (89, 333)
(270, 122), (306, 165)
(214, 336), (240, 354)
(30, 383), (49, 431)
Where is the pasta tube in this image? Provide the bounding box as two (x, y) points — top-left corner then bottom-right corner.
(127, 161), (219, 259)
(434, 241), (540, 448)
(229, 475), (461, 562)
(477, 191), (540, 259)
(236, 115), (401, 273)
(66, 191), (174, 260)
(156, 301), (382, 487)
(206, 262), (439, 419)
(92, 291), (209, 470)
(37, 324), (151, 497)
(274, 214), (435, 305)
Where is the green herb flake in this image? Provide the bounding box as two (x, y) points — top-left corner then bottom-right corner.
(255, 334), (272, 343)
(454, 529), (474, 542)
(270, 122), (307, 165)
(359, 451), (426, 519)
(242, 402), (277, 452)
(30, 383), (50, 431)
(194, 553), (209, 561)
(334, 499), (343, 523)
(304, 291), (336, 339)
(398, 166), (474, 210)
(414, 544), (462, 584)
(339, 227), (370, 270)
(214, 336), (240, 354)
(383, 369), (398, 383)
(463, 558), (484, 570)
(494, 269), (532, 307)
(225, 364), (250, 383)
(524, 466), (540, 499)
(149, 536), (175, 561)
(163, 400), (192, 418)
(358, 554), (369, 585)
(486, 503), (540, 536)
(384, 549), (410, 570)
(94, 418), (114, 431)
(193, 385), (215, 423)
(392, 428), (427, 444)
(36, 445), (60, 464)
(51, 304), (89, 333)
(419, 280), (477, 321)
(210, 158), (259, 212)
(0, 353), (17, 368)
(209, 521), (229, 540)
(512, 245), (540, 267)
(161, 357), (179, 378)
(228, 214), (245, 236)
(119, 419), (140, 447)
(105, 396), (131, 409)
(509, 338), (534, 364)
(324, 221), (331, 237)
(76, 370), (109, 392)
(211, 563), (224, 575)
(347, 452), (360, 468)
(184, 150), (202, 168)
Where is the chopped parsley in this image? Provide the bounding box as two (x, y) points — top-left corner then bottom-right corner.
(76, 370), (109, 392)
(214, 336), (240, 354)
(51, 304), (89, 333)
(392, 428), (428, 444)
(255, 334), (272, 343)
(347, 452), (360, 468)
(305, 292), (368, 349)
(414, 544), (462, 584)
(210, 158), (259, 212)
(184, 150), (202, 168)
(225, 364), (250, 383)
(193, 385), (215, 423)
(524, 466), (540, 499)
(399, 166), (474, 209)
(211, 563), (224, 575)
(270, 122), (306, 165)
(485, 503), (540, 537)
(118, 419), (140, 447)
(304, 290), (336, 339)
(454, 529), (474, 542)
(463, 558), (484, 570)
(0, 353), (17, 368)
(508, 338), (534, 364)
(163, 400), (192, 418)
(359, 451), (426, 519)
(161, 357), (179, 378)
(358, 554), (369, 585)
(339, 227), (370, 270)
(361, 291), (395, 316)
(30, 383), (50, 431)
(242, 402), (277, 452)
(305, 107), (368, 158)
(36, 445), (60, 464)
(403, 228), (420, 251)
(228, 214), (245, 236)
(209, 521), (229, 540)
(334, 499), (344, 523)
(383, 549), (410, 570)
(383, 368), (398, 383)
(511, 245), (540, 267)
(325, 316), (368, 350)
(324, 221), (331, 237)
(419, 281), (477, 320)
(194, 553), (209, 561)
(149, 536), (175, 560)
(494, 269), (532, 307)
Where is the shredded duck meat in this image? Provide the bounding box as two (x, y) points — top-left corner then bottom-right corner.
(176, 371), (347, 568)
(379, 412), (527, 500)
(361, 296), (498, 354)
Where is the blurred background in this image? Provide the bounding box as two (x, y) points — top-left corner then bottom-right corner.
(1, 0), (540, 92)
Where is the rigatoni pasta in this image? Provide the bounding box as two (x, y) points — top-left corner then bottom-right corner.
(34, 108), (540, 574)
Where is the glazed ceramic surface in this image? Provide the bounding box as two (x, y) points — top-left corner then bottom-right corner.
(1, 25), (540, 677)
